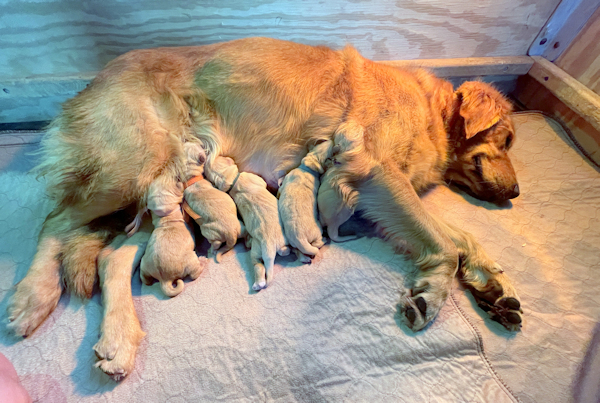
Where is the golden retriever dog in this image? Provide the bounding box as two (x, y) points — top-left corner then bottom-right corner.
(8, 37), (522, 380)
(206, 156), (289, 290)
(139, 174), (204, 297)
(277, 140), (332, 260)
(318, 123), (365, 242)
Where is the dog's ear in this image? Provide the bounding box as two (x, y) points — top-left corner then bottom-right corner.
(456, 82), (510, 139)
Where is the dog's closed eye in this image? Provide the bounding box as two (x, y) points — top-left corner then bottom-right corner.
(472, 154), (483, 177)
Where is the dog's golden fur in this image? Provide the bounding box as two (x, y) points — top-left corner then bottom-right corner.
(8, 37), (523, 380)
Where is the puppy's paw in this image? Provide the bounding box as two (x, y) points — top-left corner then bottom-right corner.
(252, 263), (267, 291)
(7, 277), (62, 337)
(466, 278), (523, 331)
(400, 277), (451, 331)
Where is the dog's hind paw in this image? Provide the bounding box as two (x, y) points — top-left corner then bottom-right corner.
(7, 277), (62, 337)
(466, 278), (523, 331)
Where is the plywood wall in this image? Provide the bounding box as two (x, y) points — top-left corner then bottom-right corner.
(0, 0), (559, 79)
(555, 6), (600, 96)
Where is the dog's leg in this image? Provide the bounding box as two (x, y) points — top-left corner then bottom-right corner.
(358, 161), (460, 331)
(441, 222), (523, 330)
(250, 241), (267, 291)
(94, 224), (151, 381)
(8, 203), (116, 337)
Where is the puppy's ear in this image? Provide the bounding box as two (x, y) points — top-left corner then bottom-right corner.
(456, 82), (510, 139)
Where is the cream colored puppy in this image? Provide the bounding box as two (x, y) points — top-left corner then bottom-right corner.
(139, 174), (204, 297)
(184, 177), (246, 262)
(278, 140), (333, 261)
(182, 142), (246, 262)
(318, 126), (364, 242)
(206, 156), (289, 290)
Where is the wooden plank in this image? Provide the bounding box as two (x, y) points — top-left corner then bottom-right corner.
(528, 0), (599, 61)
(0, 0), (560, 79)
(555, 6), (600, 96)
(528, 56), (600, 134)
(380, 56), (533, 77)
(513, 74), (600, 165)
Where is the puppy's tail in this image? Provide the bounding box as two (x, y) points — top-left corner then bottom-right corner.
(294, 239), (320, 258)
(160, 279), (185, 297)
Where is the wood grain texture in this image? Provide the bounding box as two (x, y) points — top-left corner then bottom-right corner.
(513, 74), (600, 165)
(555, 6), (600, 95)
(382, 56), (532, 77)
(528, 56), (600, 134)
(0, 0), (559, 80)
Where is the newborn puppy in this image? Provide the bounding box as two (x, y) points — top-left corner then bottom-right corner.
(184, 177), (246, 262)
(206, 156), (289, 290)
(140, 174), (204, 297)
(318, 127), (364, 242)
(277, 140), (332, 262)
(182, 142), (245, 262)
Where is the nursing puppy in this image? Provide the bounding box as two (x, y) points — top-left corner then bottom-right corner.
(318, 124), (364, 242)
(139, 175), (204, 297)
(181, 141), (245, 262)
(184, 177), (246, 262)
(278, 140), (332, 261)
(206, 156), (289, 290)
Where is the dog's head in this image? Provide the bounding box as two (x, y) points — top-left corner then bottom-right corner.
(206, 156), (239, 191)
(444, 81), (519, 203)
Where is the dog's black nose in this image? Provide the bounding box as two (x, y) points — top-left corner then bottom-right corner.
(509, 184), (520, 199)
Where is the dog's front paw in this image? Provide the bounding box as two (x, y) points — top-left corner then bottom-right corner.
(400, 277), (451, 331)
(459, 258), (523, 331)
(7, 276), (62, 337)
(466, 278), (523, 331)
(93, 314), (145, 381)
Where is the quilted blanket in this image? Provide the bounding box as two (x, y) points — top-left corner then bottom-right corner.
(0, 112), (598, 402)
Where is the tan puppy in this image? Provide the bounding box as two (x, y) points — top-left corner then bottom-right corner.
(206, 156), (289, 290)
(184, 177), (246, 262)
(278, 140), (332, 260)
(180, 140), (245, 262)
(318, 124), (365, 242)
(139, 175), (204, 297)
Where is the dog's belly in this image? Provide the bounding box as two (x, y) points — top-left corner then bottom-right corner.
(220, 135), (309, 189)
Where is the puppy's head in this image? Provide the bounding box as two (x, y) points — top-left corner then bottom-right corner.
(206, 156), (239, 191)
(302, 140), (334, 174)
(184, 141), (206, 179)
(146, 176), (184, 216)
(444, 81), (519, 203)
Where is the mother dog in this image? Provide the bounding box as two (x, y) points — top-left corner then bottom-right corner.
(8, 37), (522, 379)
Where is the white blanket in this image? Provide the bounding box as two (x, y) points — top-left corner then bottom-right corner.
(0, 112), (598, 402)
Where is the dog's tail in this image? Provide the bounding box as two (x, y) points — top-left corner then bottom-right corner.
(160, 279), (185, 297)
(61, 208), (137, 298)
(62, 226), (115, 298)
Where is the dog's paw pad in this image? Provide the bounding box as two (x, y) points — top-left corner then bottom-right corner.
(468, 282), (523, 331)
